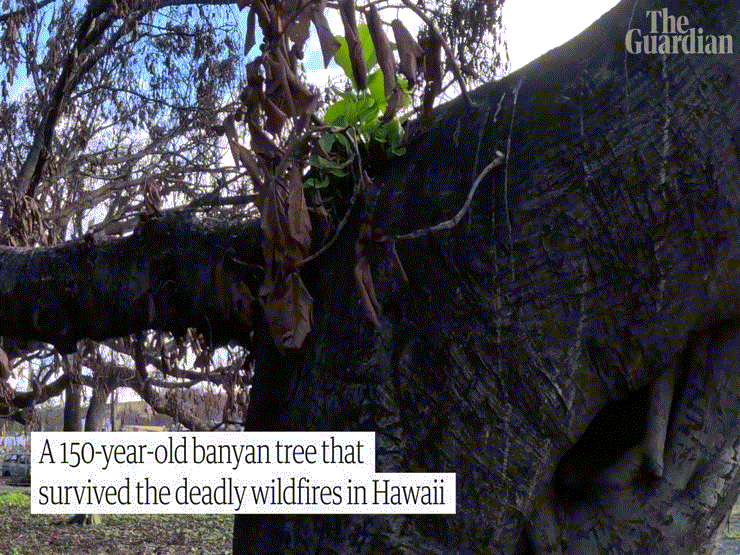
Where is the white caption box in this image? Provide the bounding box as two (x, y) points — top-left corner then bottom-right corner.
(31, 432), (456, 514)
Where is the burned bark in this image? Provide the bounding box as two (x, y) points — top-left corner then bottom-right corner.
(0, 211), (262, 355)
(235, 0), (740, 553)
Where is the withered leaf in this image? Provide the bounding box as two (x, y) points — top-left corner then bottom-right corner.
(367, 4), (396, 97)
(339, 0), (367, 90)
(221, 113), (264, 200)
(391, 19), (422, 88)
(264, 96), (287, 135)
(422, 29), (443, 115)
(215, 255), (255, 327)
(248, 118), (284, 159)
(265, 52), (296, 117)
(287, 4), (312, 50)
(246, 57), (263, 87)
(354, 221), (381, 328)
(253, 0), (273, 37)
(231, 280), (255, 327)
(424, 27), (443, 86)
(283, 272), (312, 349)
(287, 164), (312, 252)
(262, 271), (313, 350)
(244, 6), (257, 55)
(272, 47), (318, 118)
(382, 84), (402, 122)
(311, 3), (340, 68)
(0, 346), (12, 382)
(260, 160), (314, 350)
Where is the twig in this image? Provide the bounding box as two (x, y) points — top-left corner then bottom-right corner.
(398, 0), (473, 111)
(186, 193), (260, 210)
(395, 151), (504, 240)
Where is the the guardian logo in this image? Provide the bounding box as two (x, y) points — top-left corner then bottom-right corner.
(626, 8), (733, 55)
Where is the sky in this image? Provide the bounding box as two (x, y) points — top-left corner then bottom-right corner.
(302, 0), (622, 87)
(502, 0), (621, 72)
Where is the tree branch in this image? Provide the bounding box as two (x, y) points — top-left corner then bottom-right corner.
(0, 211), (262, 354)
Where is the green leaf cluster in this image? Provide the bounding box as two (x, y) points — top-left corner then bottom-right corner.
(306, 25), (409, 189)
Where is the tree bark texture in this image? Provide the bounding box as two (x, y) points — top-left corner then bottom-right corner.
(0, 213), (262, 355)
(236, 0), (740, 553)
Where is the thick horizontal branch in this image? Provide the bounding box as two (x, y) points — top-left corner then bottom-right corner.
(0, 211), (262, 354)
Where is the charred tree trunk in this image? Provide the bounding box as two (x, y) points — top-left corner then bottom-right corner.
(62, 380), (81, 433)
(235, 0), (740, 553)
(84, 389), (107, 432)
(110, 389), (116, 432)
(67, 388), (107, 526)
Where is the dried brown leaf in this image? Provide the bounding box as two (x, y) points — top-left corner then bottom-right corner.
(262, 271), (313, 351)
(275, 48), (319, 117)
(367, 4), (396, 97)
(253, 0), (273, 38)
(311, 3), (340, 68)
(424, 27), (443, 86)
(231, 280), (255, 327)
(265, 53), (296, 117)
(0, 346), (12, 382)
(392, 19), (422, 88)
(248, 118), (284, 159)
(354, 221), (381, 328)
(264, 96), (287, 134)
(339, 0), (367, 90)
(244, 6), (257, 55)
(287, 164), (312, 253)
(221, 113), (264, 201)
(354, 260), (381, 328)
(382, 84), (402, 121)
(287, 4), (312, 49)
(246, 57), (263, 87)
(283, 272), (313, 349)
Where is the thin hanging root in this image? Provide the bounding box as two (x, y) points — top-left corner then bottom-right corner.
(642, 365), (677, 477)
(354, 259), (381, 328)
(354, 219), (381, 328)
